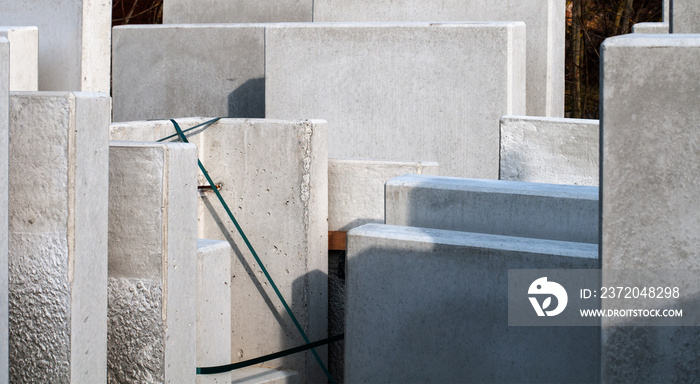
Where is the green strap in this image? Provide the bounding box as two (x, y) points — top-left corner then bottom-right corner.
(197, 334), (344, 375)
(157, 117), (221, 142)
(169, 120), (334, 383)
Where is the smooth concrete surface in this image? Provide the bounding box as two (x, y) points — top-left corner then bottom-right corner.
(230, 367), (299, 384)
(328, 159), (438, 231)
(500, 115), (599, 186)
(0, 27), (38, 91)
(600, 34), (700, 382)
(196, 239), (231, 384)
(345, 224), (599, 383)
(110, 118), (329, 383)
(313, 0), (564, 117)
(108, 142), (198, 383)
(7, 92), (109, 382)
(0, 0), (110, 92)
(0, 37), (8, 384)
(112, 25), (265, 122)
(164, 0), (312, 23)
(671, 0), (700, 32)
(386, 175), (599, 244)
(266, 22), (526, 178)
(632, 22), (670, 33)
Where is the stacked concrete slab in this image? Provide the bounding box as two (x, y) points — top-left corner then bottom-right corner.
(107, 141), (198, 383)
(110, 118), (329, 383)
(7, 92), (110, 382)
(500, 116), (599, 186)
(600, 34), (700, 383)
(197, 239), (232, 384)
(386, 175), (599, 244)
(0, 37), (8, 384)
(346, 224), (599, 383)
(0, 0), (110, 92)
(164, 0), (312, 23)
(0, 27), (38, 91)
(266, 22), (525, 178)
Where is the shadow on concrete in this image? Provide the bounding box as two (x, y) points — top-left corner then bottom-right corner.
(228, 77), (265, 118)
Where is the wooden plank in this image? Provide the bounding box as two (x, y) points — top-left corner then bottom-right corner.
(328, 231), (346, 251)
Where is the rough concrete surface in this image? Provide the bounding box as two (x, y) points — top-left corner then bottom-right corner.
(0, 37), (8, 384)
(266, 22), (526, 178)
(164, 0), (312, 23)
(112, 25), (265, 122)
(346, 224), (599, 383)
(671, 0), (700, 32)
(108, 142), (198, 383)
(0, 0), (110, 92)
(328, 159), (438, 231)
(197, 239), (232, 384)
(8, 92), (110, 382)
(110, 118), (329, 383)
(386, 175), (599, 243)
(600, 34), (700, 382)
(0, 27), (38, 91)
(500, 115), (599, 186)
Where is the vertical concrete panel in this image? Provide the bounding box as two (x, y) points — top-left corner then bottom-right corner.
(0, 27), (38, 91)
(0, 37), (8, 384)
(8, 92), (109, 382)
(163, 0), (313, 23)
(671, 0), (700, 33)
(601, 34), (700, 382)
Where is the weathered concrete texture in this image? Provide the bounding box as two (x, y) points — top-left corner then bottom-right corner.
(196, 239), (232, 384)
(108, 142), (198, 383)
(164, 0), (312, 23)
(600, 34), (700, 382)
(230, 367), (299, 384)
(346, 224), (599, 383)
(328, 159), (438, 231)
(386, 175), (599, 243)
(671, 0), (700, 33)
(110, 118), (329, 383)
(500, 115), (599, 186)
(0, 0), (110, 92)
(0, 37), (8, 384)
(313, 0), (564, 117)
(632, 22), (670, 33)
(7, 92), (110, 382)
(266, 22), (526, 178)
(0, 27), (38, 91)
(112, 25), (265, 122)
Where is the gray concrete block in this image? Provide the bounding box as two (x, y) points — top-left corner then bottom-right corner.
(266, 22), (526, 178)
(386, 175), (599, 243)
(313, 0), (565, 117)
(108, 141), (198, 383)
(500, 115), (599, 186)
(7, 91), (110, 382)
(164, 0), (312, 23)
(112, 25), (265, 122)
(632, 22), (670, 33)
(110, 118), (329, 383)
(196, 239), (231, 384)
(230, 367), (298, 384)
(0, 0), (110, 92)
(0, 27), (38, 91)
(346, 224), (599, 383)
(671, 0), (700, 33)
(0, 37), (8, 384)
(600, 34), (700, 382)
(328, 159), (438, 231)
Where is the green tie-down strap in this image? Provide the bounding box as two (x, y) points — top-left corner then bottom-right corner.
(169, 120), (335, 382)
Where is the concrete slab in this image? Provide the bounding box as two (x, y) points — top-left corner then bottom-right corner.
(671, 0), (700, 32)
(230, 367), (298, 384)
(386, 175), (599, 243)
(328, 159), (438, 231)
(0, 0), (110, 92)
(107, 141), (198, 383)
(0, 27), (38, 91)
(313, 0), (564, 117)
(266, 22), (526, 178)
(112, 25), (265, 122)
(346, 224), (599, 383)
(7, 92), (110, 382)
(196, 239), (232, 384)
(0, 37), (8, 384)
(632, 22), (670, 33)
(600, 34), (700, 382)
(500, 115), (599, 186)
(110, 118), (329, 383)
(164, 0), (312, 23)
